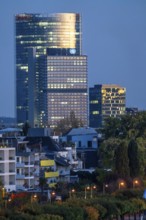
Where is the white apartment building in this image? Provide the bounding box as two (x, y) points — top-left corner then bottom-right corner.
(16, 152), (35, 190)
(0, 146), (16, 191)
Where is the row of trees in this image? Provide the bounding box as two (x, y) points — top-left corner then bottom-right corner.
(54, 110), (84, 135)
(97, 111), (146, 186)
(102, 111), (146, 140)
(0, 190), (146, 220)
(22, 110), (83, 136)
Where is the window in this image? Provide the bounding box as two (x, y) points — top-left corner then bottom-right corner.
(88, 141), (92, 148)
(78, 141), (81, 148)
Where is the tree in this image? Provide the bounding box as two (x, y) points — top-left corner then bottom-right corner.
(97, 111), (146, 184)
(85, 206), (100, 220)
(102, 117), (122, 139)
(114, 141), (130, 178)
(128, 139), (140, 178)
(98, 138), (121, 169)
(39, 177), (47, 194)
(22, 121), (30, 136)
(102, 111), (146, 140)
(54, 111), (83, 134)
(136, 137), (146, 177)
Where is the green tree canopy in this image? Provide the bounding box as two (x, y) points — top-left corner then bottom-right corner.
(114, 141), (130, 178)
(54, 110), (83, 134)
(98, 138), (121, 169)
(102, 111), (146, 139)
(128, 139), (140, 178)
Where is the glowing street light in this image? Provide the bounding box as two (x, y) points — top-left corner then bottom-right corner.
(31, 193), (37, 203)
(133, 179), (139, 188)
(85, 185), (96, 199)
(85, 186), (90, 199)
(103, 183), (108, 194)
(90, 185), (96, 198)
(33, 194), (37, 200)
(119, 181), (125, 190)
(69, 188), (76, 198)
(50, 191), (56, 203)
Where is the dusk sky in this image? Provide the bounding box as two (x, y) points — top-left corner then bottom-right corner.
(1, 0), (146, 117)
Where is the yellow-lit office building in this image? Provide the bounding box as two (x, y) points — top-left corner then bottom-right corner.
(89, 84), (126, 128)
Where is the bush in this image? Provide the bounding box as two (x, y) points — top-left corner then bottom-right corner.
(85, 206), (100, 220)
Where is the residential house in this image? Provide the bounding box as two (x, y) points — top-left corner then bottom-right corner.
(60, 127), (98, 169)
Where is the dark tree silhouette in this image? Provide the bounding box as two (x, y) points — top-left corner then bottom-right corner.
(22, 121), (30, 136)
(115, 141), (130, 178)
(128, 139), (140, 178)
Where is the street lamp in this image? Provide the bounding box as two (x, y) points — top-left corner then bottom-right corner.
(50, 191), (56, 203)
(31, 193), (37, 203)
(133, 179), (139, 188)
(85, 185), (96, 199)
(90, 185), (96, 198)
(103, 183), (108, 194)
(69, 188), (76, 198)
(1, 187), (8, 208)
(31, 193), (38, 210)
(2, 187), (5, 198)
(85, 186), (90, 199)
(119, 181), (125, 190)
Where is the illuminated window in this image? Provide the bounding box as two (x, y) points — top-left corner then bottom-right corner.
(90, 100), (98, 104)
(92, 111), (99, 115)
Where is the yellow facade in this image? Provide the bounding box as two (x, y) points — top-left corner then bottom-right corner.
(48, 183), (57, 187)
(40, 160), (55, 167)
(45, 171), (59, 178)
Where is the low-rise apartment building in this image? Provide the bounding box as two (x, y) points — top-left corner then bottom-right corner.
(0, 145), (16, 191)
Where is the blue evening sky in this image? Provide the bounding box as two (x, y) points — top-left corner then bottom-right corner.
(0, 0), (146, 117)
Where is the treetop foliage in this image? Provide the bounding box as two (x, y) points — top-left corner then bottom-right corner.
(98, 111), (146, 179)
(102, 111), (146, 139)
(54, 110), (84, 134)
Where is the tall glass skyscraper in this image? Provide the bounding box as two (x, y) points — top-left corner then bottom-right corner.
(15, 13), (88, 128)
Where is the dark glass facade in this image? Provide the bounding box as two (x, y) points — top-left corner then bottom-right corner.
(15, 13), (88, 127)
(89, 84), (126, 128)
(89, 85), (102, 128)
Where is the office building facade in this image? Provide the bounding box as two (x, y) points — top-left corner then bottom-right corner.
(39, 51), (87, 128)
(15, 13), (88, 128)
(89, 84), (126, 128)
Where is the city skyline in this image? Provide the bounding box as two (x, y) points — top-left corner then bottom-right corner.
(1, 0), (146, 117)
(15, 13), (88, 127)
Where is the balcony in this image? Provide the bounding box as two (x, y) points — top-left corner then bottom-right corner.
(9, 169), (15, 173)
(9, 181), (15, 185)
(16, 174), (25, 179)
(24, 173), (34, 179)
(0, 157), (4, 161)
(24, 162), (34, 167)
(16, 163), (25, 168)
(59, 170), (70, 176)
(45, 171), (59, 178)
(9, 156), (15, 160)
(34, 173), (39, 177)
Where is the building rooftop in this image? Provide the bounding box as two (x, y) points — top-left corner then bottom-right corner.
(0, 128), (22, 134)
(24, 136), (61, 152)
(67, 127), (97, 136)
